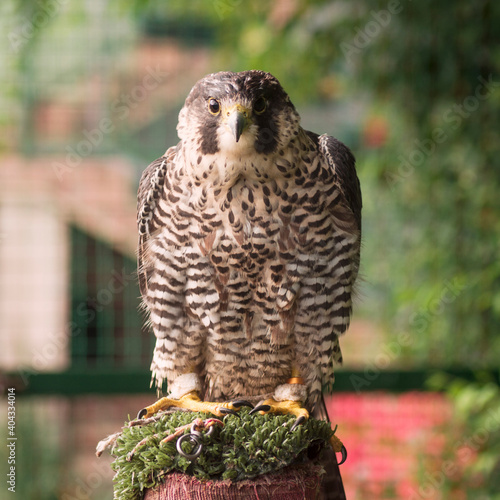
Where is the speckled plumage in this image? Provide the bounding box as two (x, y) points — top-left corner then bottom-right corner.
(137, 70), (361, 411)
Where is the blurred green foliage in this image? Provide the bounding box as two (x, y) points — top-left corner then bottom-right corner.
(1, 398), (62, 500)
(428, 373), (500, 498)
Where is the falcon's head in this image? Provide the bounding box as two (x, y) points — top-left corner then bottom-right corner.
(177, 71), (301, 166)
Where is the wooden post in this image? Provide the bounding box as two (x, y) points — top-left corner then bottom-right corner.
(144, 464), (325, 500)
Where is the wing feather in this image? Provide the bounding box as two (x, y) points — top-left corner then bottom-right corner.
(137, 148), (175, 298)
(306, 130), (362, 231)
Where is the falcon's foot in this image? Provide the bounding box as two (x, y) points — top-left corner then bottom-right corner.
(331, 434), (348, 465)
(138, 373), (253, 420)
(250, 398), (309, 430)
(250, 382), (309, 430)
(137, 392), (253, 419)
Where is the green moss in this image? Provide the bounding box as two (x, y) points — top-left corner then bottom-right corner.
(111, 408), (335, 500)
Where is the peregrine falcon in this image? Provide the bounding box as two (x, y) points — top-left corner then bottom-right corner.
(137, 70), (361, 429)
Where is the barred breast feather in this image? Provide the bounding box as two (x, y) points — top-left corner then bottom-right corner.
(137, 125), (361, 410)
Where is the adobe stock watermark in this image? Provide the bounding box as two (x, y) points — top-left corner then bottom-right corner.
(386, 74), (500, 190)
(349, 330), (412, 393)
(409, 277), (467, 334)
(17, 267), (135, 385)
(52, 65), (168, 181)
(61, 460), (111, 500)
(6, 389), (16, 493)
(214, 0), (242, 20)
(349, 276), (467, 393)
(8, 0), (68, 53)
(408, 405), (500, 499)
(340, 0), (404, 61)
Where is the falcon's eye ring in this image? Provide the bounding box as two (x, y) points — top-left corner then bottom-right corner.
(208, 98), (221, 115)
(254, 97), (267, 115)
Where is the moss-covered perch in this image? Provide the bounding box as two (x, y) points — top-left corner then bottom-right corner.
(98, 407), (343, 500)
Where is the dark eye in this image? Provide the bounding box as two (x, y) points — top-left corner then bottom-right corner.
(254, 97), (266, 114)
(208, 98), (221, 115)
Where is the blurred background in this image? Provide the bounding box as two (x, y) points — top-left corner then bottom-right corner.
(1, 0), (499, 498)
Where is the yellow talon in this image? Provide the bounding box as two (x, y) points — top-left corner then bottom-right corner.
(138, 392), (252, 419)
(330, 434), (343, 453)
(250, 398), (310, 421)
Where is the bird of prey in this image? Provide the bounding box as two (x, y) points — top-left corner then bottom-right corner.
(137, 70), (361, 432)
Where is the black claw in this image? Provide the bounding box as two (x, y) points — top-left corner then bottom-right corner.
(249, 404), (271, 415)
(290, 415), (306, 432)
(338, 444), (348, 465)
(231, 400), (254, 409)
(137, 408), (148, 419)
(219, 407), (239, 417)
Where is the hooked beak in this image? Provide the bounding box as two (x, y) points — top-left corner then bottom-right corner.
(224, 104), (250, 142)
